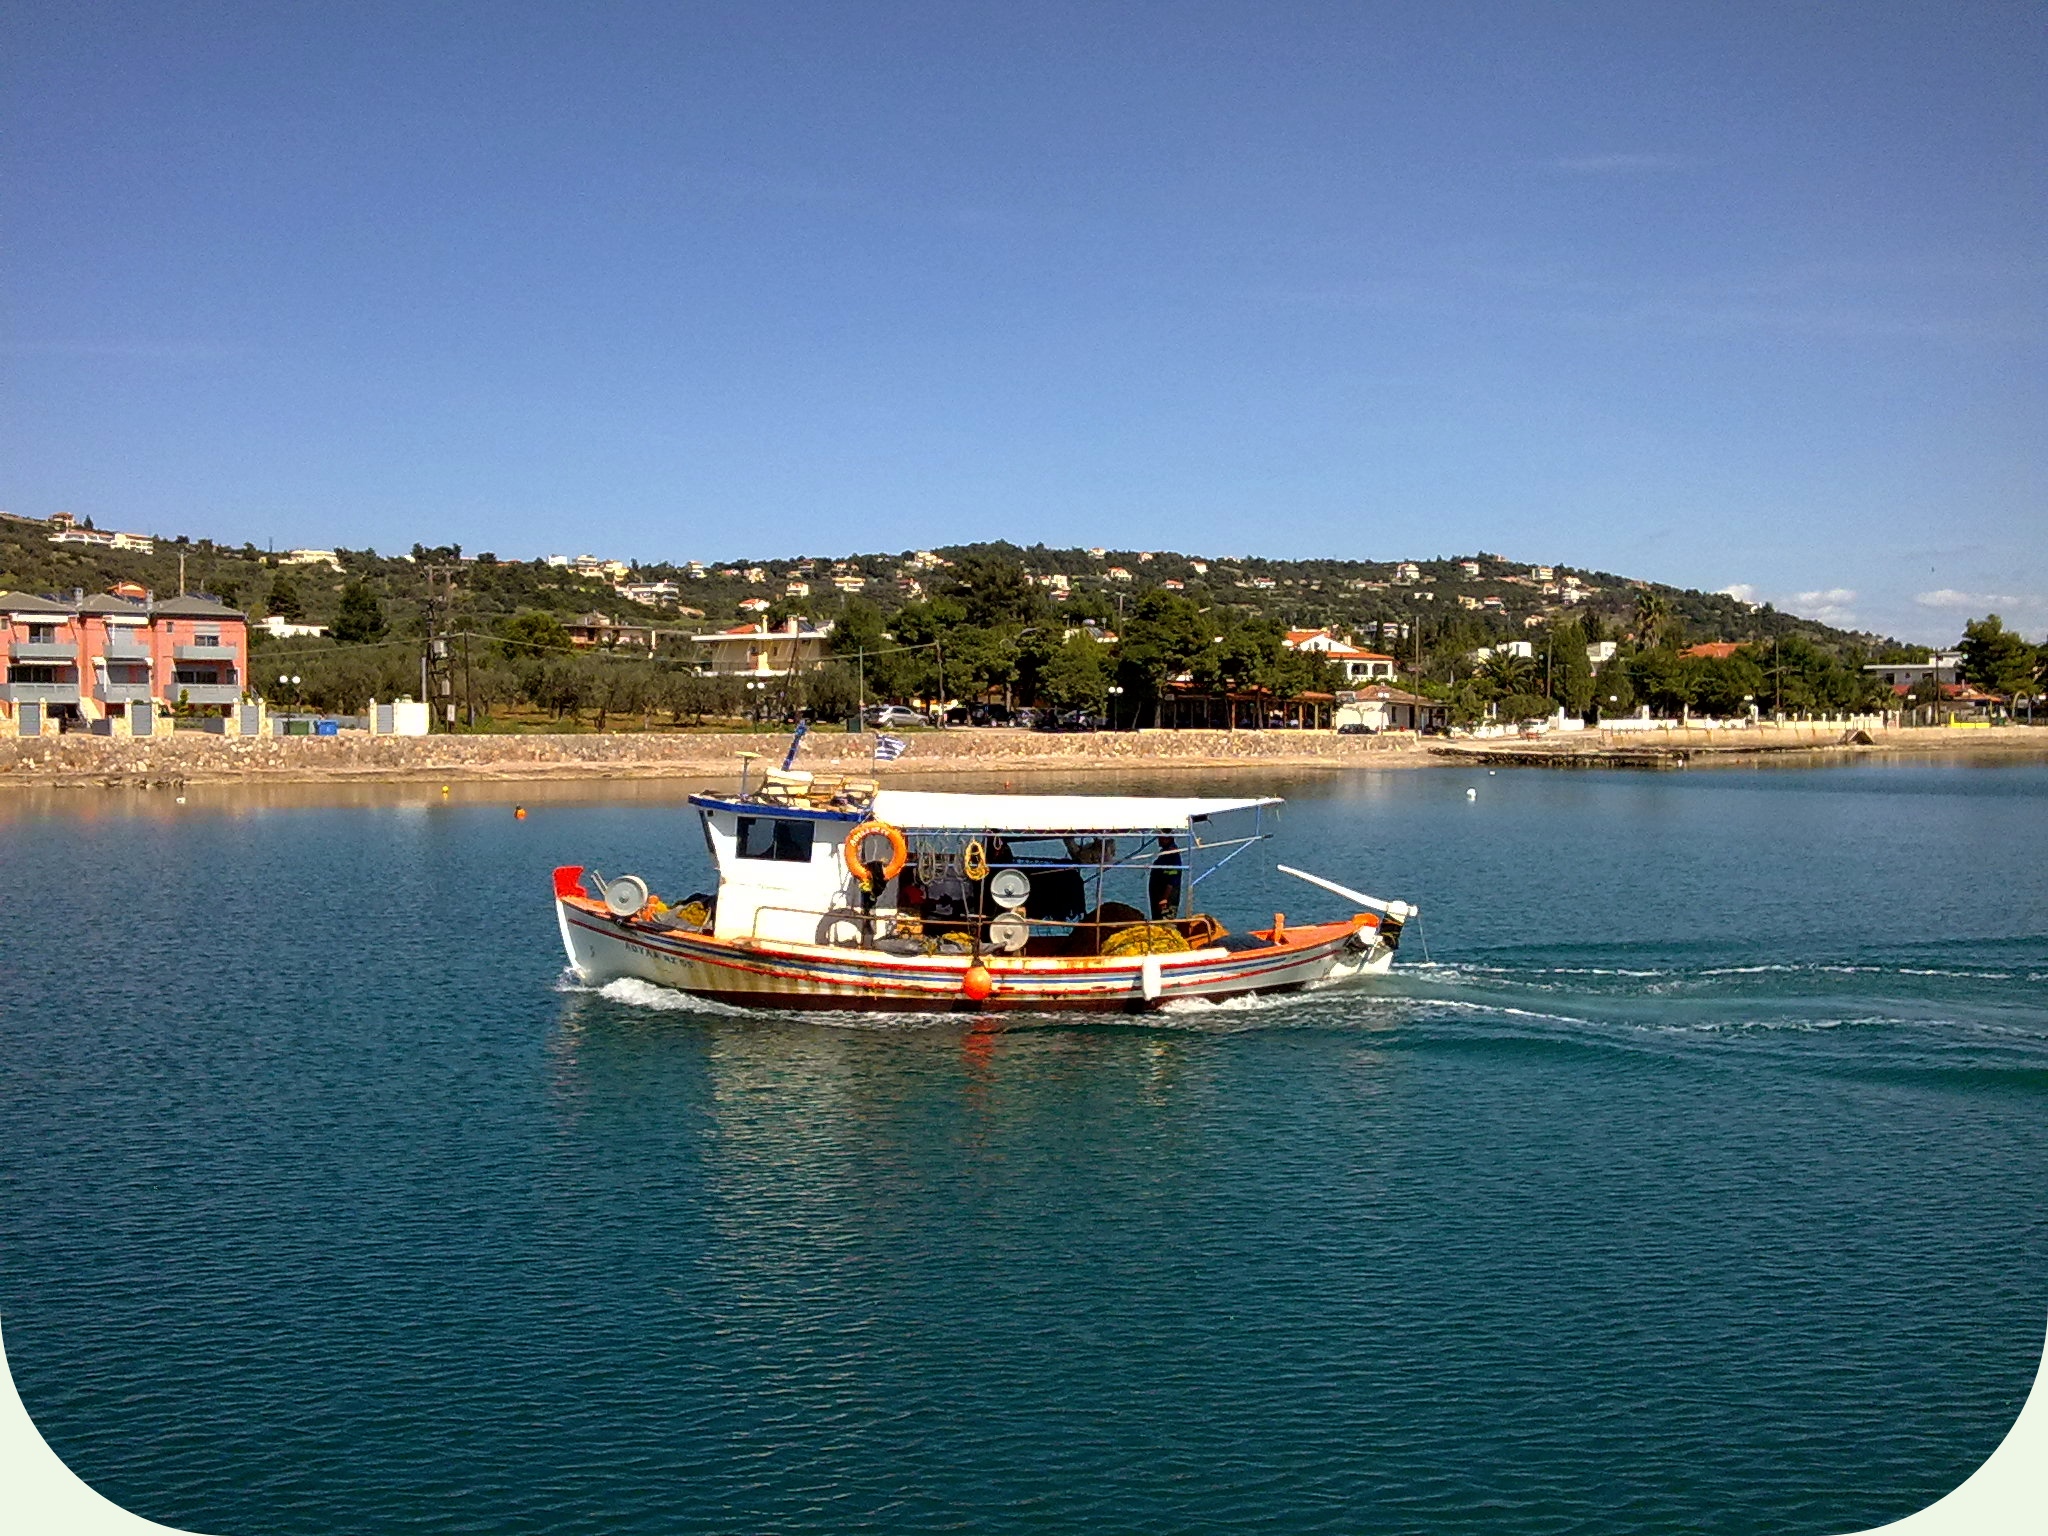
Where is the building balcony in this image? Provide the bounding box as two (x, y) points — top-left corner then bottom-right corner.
(11, 641), (78, 662)
(95, 681), (156, 704)
(167, 682), (242, 705)
(173, 643), (237, 661)
(0, 681), (82, 705)
(102, 638), (152, 662)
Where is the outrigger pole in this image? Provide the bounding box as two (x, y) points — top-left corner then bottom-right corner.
(1277, 864), (1417, 921)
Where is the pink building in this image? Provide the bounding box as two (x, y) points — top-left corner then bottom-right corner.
(2, 589), (249, 735)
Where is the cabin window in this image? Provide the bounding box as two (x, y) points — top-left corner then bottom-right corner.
(735, 815), (815, 863)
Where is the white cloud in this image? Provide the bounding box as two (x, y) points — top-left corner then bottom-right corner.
(1718, 583), (1760, 605)
(1788, 588), (1859, 625)
(1916, 588), (2018, 609)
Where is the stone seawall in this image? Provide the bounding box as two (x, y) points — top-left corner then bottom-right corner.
(0, 728), (1434, 788)
(4, 724), (2039, 790)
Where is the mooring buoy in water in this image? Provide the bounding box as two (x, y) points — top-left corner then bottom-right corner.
(1466, 787), (1477, 800)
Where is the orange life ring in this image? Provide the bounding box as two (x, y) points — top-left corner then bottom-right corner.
(844, 819), (909, 886)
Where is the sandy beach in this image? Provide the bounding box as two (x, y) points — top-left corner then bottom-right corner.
(2, 723), (2042, 792)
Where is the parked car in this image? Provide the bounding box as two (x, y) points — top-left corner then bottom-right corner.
(866, 704), (928, 729)
(1034, 709), (1107, 732)
(1337, 722), (1376, 735)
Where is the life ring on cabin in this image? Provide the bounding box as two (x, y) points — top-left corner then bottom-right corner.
(844, 820), (910, 887)
(962, 839), (989, 881)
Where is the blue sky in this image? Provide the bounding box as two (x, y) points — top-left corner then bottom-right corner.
(4, 1), (2041, 643)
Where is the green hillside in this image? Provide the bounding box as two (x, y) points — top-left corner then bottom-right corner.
(0, 512), (1941, 726)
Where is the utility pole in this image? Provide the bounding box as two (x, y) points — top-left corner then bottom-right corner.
(421, 563), (457, 731)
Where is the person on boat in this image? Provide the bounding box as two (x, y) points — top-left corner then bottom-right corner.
(1149, 835), (1184, 920)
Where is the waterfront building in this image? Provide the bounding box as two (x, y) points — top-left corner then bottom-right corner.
(689, 619), (833, 677)
(1156, 682), (1339, 731)
(566, 613), (656, 650)
(1284, 628), (1397, 682)
(1864, 653), (1963, 690)
(616, 580), (682, 606)
(1334, 685), (1451, 733)
(48, 527), (156, 553)
(1, 589), (248, 735)
(261, 615), (329, 639)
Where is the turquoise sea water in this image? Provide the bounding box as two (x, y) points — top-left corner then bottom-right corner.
(2, 761), (2044, 1535)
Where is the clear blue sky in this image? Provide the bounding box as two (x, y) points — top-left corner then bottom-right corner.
(4, 2), (2041, 643)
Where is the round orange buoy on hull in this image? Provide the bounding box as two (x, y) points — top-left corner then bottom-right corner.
(962, 963), (994, 1001)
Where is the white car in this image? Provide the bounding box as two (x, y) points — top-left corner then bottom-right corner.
(866, 705), (928, 728)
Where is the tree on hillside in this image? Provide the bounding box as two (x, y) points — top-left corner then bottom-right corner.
(1628, 648), (1699, 718)
(496, 609), (572, 659)
(1691, 650), (1767, 716)
(588, 662), (648, 732)
(267, 572), (305, 622)
(1038, 633), (1111, 714)
(332, 580), (388, 646)
(1959, 615), (2036, 697)
(1546, 621), (1595, 716)
(942, 555), (1046, 631)
(1115, 592), (1210, 723)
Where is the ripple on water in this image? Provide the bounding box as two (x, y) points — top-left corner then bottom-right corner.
(2, 764), (2045, 1536)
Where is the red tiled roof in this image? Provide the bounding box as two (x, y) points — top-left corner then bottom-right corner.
(1681, 642), (1745, 660)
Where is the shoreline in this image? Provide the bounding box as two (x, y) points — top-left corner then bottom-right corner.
(2, 724), (2044, 792)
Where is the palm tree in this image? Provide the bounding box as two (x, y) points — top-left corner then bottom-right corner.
(1479, 648), (1536, 695)
(1633, 590), (1671, 646)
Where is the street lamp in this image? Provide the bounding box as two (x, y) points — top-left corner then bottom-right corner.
(1106, 683), (1125, 730)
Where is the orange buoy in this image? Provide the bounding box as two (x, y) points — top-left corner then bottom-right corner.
(962, 963), (995, 1001)
(515, 806), (527, 820)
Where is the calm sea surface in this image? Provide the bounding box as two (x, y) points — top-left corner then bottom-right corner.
(2, 761), (2044, 1535)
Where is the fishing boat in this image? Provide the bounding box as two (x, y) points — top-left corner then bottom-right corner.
(552, 762), (1417, 1013)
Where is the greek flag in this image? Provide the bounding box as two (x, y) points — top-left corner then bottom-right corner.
(873, 734), (908, 762)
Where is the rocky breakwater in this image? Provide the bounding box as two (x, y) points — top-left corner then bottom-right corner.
(1429, 722), (2048, 769)
(1, 728), (1433, 789)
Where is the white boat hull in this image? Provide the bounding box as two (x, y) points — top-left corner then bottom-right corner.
(558, 899), (1393, 1014)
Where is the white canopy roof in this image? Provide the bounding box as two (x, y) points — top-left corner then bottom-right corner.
(868, 790), (1278, 834)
